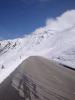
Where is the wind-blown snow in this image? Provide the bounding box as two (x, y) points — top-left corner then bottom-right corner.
(0, 9), (75, 83)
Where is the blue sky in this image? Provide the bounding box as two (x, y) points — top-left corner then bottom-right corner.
(0, 0), (75, 39)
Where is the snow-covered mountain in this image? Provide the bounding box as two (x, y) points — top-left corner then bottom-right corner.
(0, 9), (75, 83)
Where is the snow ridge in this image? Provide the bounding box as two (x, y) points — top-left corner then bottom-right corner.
(0, 10), (75, 83)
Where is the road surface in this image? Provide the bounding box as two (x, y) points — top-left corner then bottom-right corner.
(0, 56), (75, 100)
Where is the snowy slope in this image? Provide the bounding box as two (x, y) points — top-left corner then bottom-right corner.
(0, 9), (75, 83)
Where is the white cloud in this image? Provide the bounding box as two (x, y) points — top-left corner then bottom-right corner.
(46, 10), (75, 31)
(33, 9), (75, 34)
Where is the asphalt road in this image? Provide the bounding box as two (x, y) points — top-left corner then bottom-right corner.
(0, 56), (75, 100)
